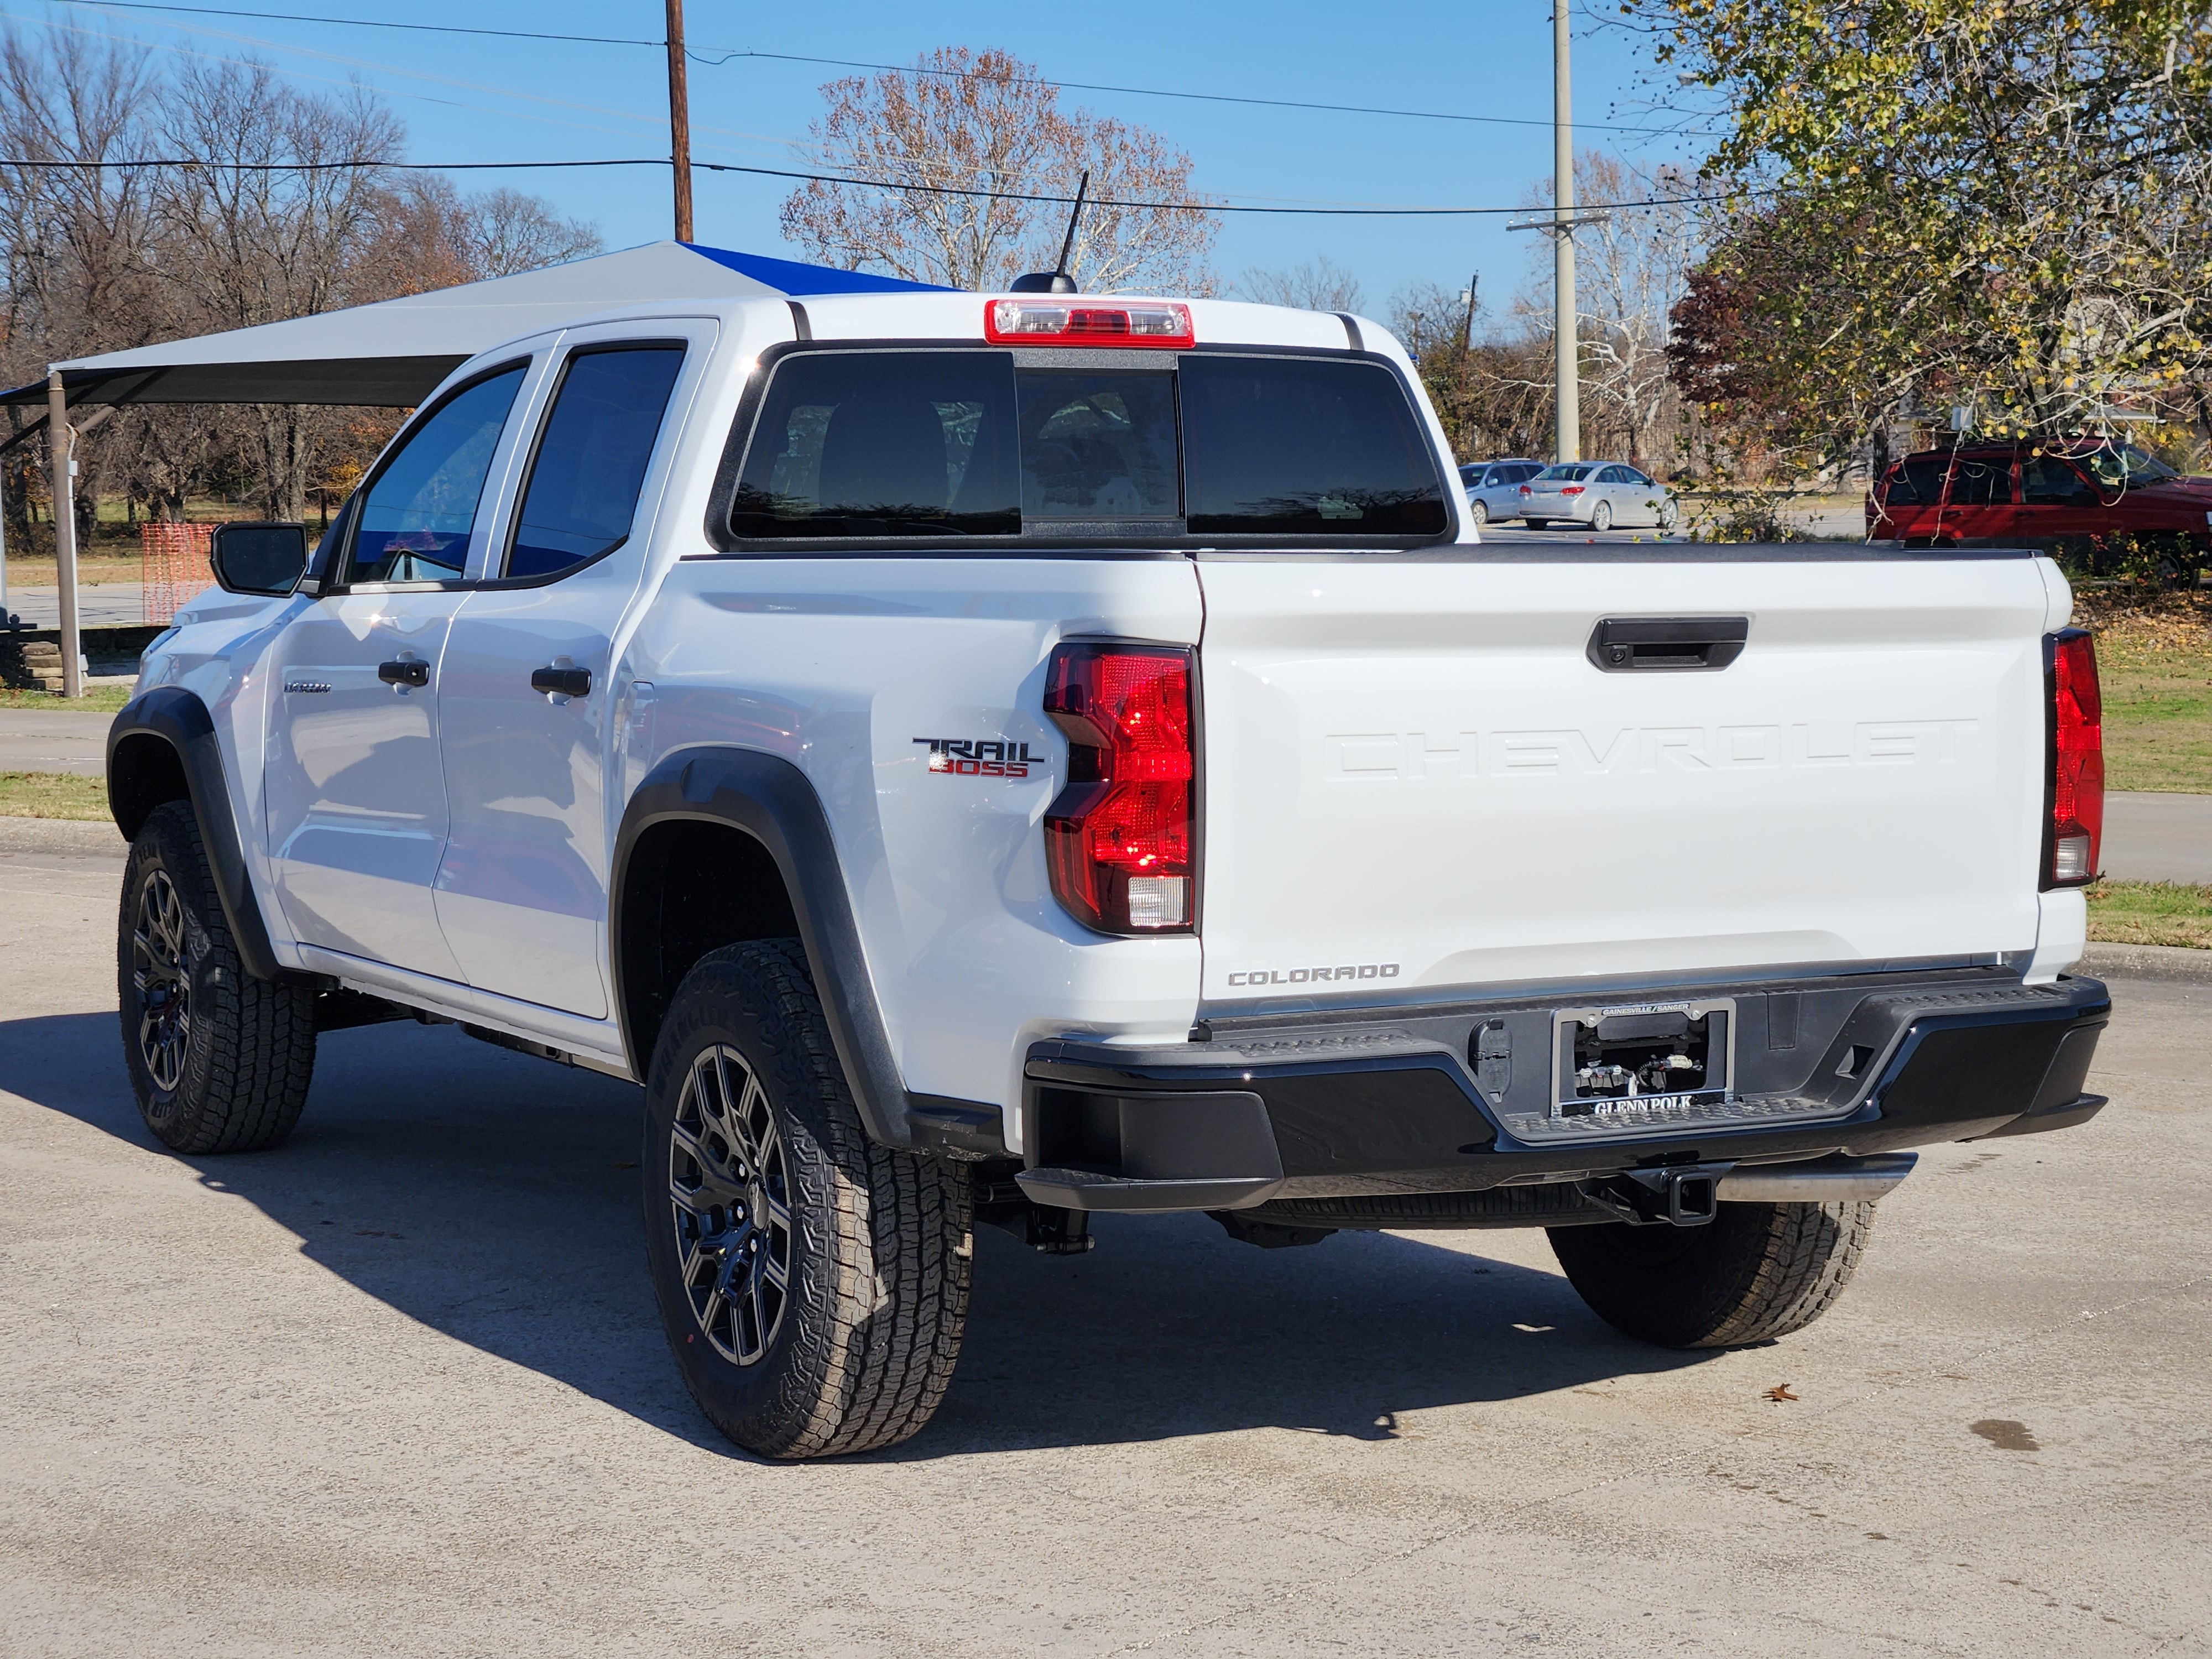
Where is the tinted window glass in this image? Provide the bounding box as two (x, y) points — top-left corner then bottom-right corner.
(348, 365), (525, 583)
(732, 352), (1018, 538)
(1179, 356), (1447, 536)
(2083, 443), (2177, 489)
(1949, 457), (2012, 505)
(1893, 457), (1948, 504)
(2024, 456), (2098, 505)
(1018, 370), (1178, 519)
(1535, 463), (1595, 483)
(1623, 467), (1654, 487)
(506, 346), (686, 581)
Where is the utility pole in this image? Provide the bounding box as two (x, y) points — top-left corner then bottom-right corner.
(665, 0), (693, 242)
(1456, 274), (1478, 456)
(1552, 0), (1578, 463)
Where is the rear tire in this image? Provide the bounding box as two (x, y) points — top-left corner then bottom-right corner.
(642, 940), (972, 1458)
(117, 800), (317, 1154)
(1548, 1200), (1875, 1347)
(1469, 498), (1490, 525)
(1591, 500), (1614, 531)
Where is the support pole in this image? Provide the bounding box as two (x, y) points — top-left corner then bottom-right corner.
(665, 0), (694, 243)
(47, 370), (81, 699)
(1553, 1), (1579, 464)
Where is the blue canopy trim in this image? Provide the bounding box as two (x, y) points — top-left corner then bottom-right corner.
(684, 243), (954, 296)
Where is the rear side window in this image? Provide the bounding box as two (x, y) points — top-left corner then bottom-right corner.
(505, 345), (686, 581)
(731, 352), (1019, 538)
(1179, 356), (1447, 536)
(1949, 457), (2013, 505)
(1891, 457), (1948, 504)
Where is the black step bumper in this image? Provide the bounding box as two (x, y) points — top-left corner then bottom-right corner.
(1015, 968), (2111, 1212)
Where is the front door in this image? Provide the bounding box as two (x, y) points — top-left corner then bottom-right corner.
(434, 333), (698, 1016)
(266, 359), (534, 979)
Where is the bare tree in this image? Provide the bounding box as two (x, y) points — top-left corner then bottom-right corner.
(1235, 255), (1364, 314)
(1512, 150), (1699, 465)
(780, 47), (1218, 293)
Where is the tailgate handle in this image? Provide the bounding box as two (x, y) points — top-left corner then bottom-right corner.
(1587, 616), (1748, 672)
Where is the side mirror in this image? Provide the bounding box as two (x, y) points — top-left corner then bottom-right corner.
(210, 521), (309, 597)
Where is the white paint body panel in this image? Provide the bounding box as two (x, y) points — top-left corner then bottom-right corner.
(1194, 556), (2059, 1008)
(133, 289), (2081, 1144)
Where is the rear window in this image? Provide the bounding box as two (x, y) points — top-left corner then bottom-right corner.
(726, 347), (1448, 545)
(1535, 463), (1594, 483)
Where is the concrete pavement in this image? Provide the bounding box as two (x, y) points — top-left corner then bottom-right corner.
(2, 837), (2208, 1657)
(1, 581), (158, 630)
(2103, 791), (2212, 884)
(0, 709), (114, 776)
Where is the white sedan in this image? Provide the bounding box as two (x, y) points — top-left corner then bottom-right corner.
(1518, 462), (1679, 531)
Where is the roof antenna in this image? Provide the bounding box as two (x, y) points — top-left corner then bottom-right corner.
(1010, 169), (1087, 294)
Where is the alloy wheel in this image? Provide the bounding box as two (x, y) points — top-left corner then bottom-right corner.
(131, 868), (192, 1094)
(669, 1043), (793, 1365)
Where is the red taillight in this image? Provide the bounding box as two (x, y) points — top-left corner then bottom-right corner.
(984, 299), (1194, 348)
(1561, 485), (1585, 496)
(2044, 628), (2103, 888)
(1519, 484), (1532, 494)
(1041, 642), (1195, 933)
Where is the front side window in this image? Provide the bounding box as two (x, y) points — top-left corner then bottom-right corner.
(2025, 455), (2098, 505)
(1178, 356), (1447, 535)
(347, 364), (526, 583)
(505, 345), (687, 581)
(2082, 442), (2178, 491)
(731, 351), (1019, 538)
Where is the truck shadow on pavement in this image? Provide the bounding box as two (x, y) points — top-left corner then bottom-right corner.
(7, 1011), (1715, 1459)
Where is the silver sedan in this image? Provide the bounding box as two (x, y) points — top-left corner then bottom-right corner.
(1459, 458), (1546, 526)
(1517, 461), (1680, 531)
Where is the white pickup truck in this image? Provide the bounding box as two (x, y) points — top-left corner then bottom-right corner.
(107, 288), (2113, 1459)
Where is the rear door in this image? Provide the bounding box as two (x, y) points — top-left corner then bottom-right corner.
(1194, 554), (2052, 1004)
(432, 322), (708, 1016)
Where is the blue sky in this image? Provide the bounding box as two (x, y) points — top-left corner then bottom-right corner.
(51, 0), (1714, 323)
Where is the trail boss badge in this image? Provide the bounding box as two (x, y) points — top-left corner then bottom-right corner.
(914, 737), (1044, 778)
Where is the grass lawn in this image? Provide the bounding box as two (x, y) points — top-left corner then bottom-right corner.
(2085, 879), (2212, 949)
(0, 685), (135, 713)
(0, 770), (109, 820)
(2077, 593), (2212, 794)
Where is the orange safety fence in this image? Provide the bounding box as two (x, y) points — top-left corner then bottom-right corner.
(142, 522), (215, 624)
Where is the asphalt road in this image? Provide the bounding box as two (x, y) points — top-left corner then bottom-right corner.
(2, 832), (2207, 1657)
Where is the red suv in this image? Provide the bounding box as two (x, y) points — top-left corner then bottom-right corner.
(1868, 441), (2212, 566)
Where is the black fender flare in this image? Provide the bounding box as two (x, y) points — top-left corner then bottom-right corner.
(609, 746), (1005, 1157)
(106, 686), (283, 982)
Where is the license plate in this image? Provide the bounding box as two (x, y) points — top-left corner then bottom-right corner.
(1550, 998), (1735, 1119)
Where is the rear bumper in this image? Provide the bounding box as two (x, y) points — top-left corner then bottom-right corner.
(1015, 967), (2111, 1213)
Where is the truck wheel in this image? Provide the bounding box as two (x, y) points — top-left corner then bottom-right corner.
(117, 800), (317, 1154)
(642, 940), (972, 1458)
(1547, 1200), (1875, 1347)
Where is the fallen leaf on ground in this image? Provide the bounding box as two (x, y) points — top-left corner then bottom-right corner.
(1764, 1384), (1799, 1402)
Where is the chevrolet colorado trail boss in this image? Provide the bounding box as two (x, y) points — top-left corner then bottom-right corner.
(107, 289), (2112, 1458)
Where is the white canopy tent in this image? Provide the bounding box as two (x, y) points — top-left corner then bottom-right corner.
(0, 242), (943, 693)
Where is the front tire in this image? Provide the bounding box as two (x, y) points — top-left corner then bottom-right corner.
(1548, 1200), (1875, 1347)
(642, 941), (972, 1458)
(118, 800), (317, 1154)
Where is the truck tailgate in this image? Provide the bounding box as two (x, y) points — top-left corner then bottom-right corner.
(1194, 554), (2057, 1003)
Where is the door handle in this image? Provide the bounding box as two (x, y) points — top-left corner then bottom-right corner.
(378, 659), (430, 687)
(1586, 617), (1749, 672)
(530, 666), (593, 698)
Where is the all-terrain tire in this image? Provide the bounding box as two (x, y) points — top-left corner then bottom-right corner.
(117, 800), (317, 1154)
(1547, 1200), (1875, 1347)
(642, 940), (972, 1458)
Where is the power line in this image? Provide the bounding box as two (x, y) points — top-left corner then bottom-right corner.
(59, 0), (1719, 139)
(696, 50), (1721, 140)
(0, 151), (1743, 217)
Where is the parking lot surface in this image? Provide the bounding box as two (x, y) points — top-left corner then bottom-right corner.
(3, 842), (2208, 1657)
